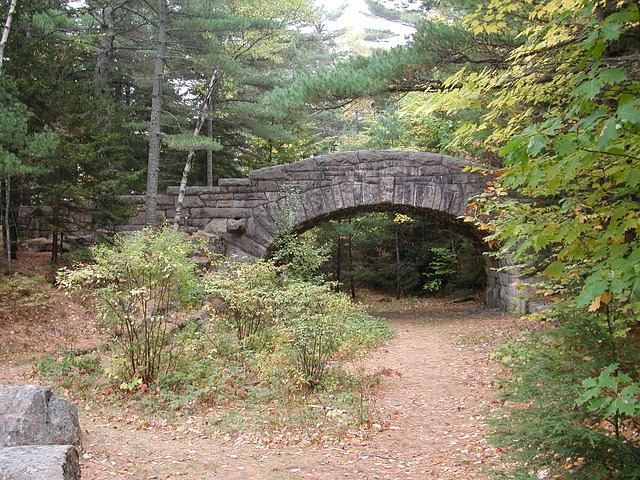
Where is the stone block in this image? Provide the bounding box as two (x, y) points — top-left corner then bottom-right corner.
(155, 195), (175, 207)
(249, 165), (288, 181)
(202, 218), (227, 234)
(283, 159), (320, 172)
(319, 187), (337, 214)
(189, 207), (248, 220)
(218, 178), (251, 187)
(315, 152), (359, 167)
(222, 233), (267, 258)
(0, 445), (80, 480)
(378, 176), (395, 204)
(194, 231), (226, 255)
(393, 181), (415, 206)
(0, 385), (80, 448)
(181, 195), (207, 208)
(303, 189), (326, 218)
(245, 215), (276, 245)
(166, 186), (221, 195)
(127, 210), (146, 226)
(285, 170), (326, 181)
(227, 218), (247, 234)
(231, 192), (266, 202)
(254, 180), (281, 192)
(330, 185), (345, 211)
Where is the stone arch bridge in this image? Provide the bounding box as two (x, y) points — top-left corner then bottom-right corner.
(127, 150), (519, 310)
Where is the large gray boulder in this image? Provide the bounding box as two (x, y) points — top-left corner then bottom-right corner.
(0, 445), (80, 480)
(0, 385), (80, 447)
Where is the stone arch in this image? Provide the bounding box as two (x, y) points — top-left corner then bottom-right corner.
(163, 150), (519, 310)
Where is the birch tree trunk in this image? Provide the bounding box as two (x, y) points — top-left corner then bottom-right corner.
(0, 0), (17, 73)
(173, 71), (220, 228)
(145, 0), (169, 226)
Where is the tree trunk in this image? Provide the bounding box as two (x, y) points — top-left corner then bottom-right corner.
(50, 206), (60, 264)
(334, 234), (341, 292)
(348, 232), (355, 299)
(173, 70), (220, 228)
(207, 96), (214, 187)
(145, 0), (169, 226)
(0, 0), (17, 73)
(395, 222), (401, 299)
(3, 175), (12, 275)
(93, 1), (122, 99)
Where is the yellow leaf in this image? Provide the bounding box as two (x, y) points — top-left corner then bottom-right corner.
(588, 296), (601, 312)
(601, 291), (613, 305)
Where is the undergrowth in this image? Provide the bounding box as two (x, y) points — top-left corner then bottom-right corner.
(0, 274), (51, 314)
(40, 228), (393, 443)
(488, 305), (640, 479)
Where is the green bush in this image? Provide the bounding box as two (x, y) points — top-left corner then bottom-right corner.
(48, 252), (391, 438)
(278, 283), (347, 389)
(0, 275), (51, 312)
(270, 230), (330, 283)
(205, 259), (393, 391)
(204, 259), (283, 344)
(38, 351), (103, 397)
(57, 225), (199, 384)
(423, 247), (457, 293)
(489, 305), (640, 479)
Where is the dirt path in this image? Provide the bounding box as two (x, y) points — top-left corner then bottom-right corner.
(68, 299), (511, 479)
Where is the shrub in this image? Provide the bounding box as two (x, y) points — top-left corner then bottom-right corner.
(278, 282), (347, 389)
(489, 305), (640, 479)
(57, 225), (199, 384)
(423, 247), (457, 293)
(206, 260), (392, 391)
(38, 351), (103, 397)
(270, 231), (329, 283)
(204, 259), (283, 344)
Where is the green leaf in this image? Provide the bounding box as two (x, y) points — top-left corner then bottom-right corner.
(589, 396), (611, 412)
(600, 22), (622, 40)
(620, 384), (640, 400)
(576, 386), (601, 406)
(544, 260), (565, 278)
(527, 134), (547, 155)
(624, 169), (640, 188)
(572, 78), (604, 100)
(553, 136), (576, 156)
(598, 67), (626, 84)
(607, 397), (638, 416)
(597, 117), (620, 151)
(617, 99), (640, 127)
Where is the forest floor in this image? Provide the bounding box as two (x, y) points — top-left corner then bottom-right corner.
(1, 248), (524, 479)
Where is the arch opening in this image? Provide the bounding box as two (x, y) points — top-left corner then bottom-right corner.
(266, 204), (515, 310)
